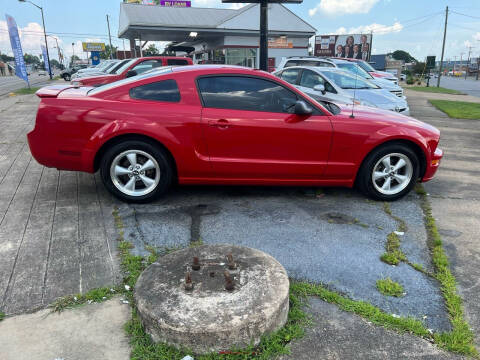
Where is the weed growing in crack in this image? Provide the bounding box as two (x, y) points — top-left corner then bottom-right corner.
(49, 286), (121, 312)
(380, 232), (406, 265)
(376, 278), (405, 297)
(415, 185), (478, 356)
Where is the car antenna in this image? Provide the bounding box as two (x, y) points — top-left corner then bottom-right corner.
(350, 63), (359, 118)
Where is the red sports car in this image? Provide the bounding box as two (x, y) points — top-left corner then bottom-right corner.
(28, 65), (442, 203)
(71, 56), (193, 87)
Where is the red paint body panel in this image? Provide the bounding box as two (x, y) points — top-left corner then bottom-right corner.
(74, 56), (193, 87)
(27, 65), (442, 189)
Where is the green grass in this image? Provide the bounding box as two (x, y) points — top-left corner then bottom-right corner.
(13, 87), (40, 95)
(0, 311), (5, 321)
(429, 100), (480, 120)
(376, 278), (405, 297)
(408, 86), (463, 95)
(49, 286), (121, 312)
(416, 184), (478, 357)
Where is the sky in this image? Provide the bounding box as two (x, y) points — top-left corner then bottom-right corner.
(1, 0), (480, 64)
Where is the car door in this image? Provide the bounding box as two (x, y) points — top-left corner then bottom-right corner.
(197, 75), (333, 180)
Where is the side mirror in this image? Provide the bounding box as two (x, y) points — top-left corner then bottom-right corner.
(294, 100), (313, 116)
(313, 84), (326, 94)
(126, 70), (137, 78)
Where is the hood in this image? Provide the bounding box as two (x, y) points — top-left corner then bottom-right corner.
(370, 77), (401, 90)
(370, 71), (397, 79)
(345, 89), (406, 107)
(337, 103), (436, 132)
(73, 74), (116, 84)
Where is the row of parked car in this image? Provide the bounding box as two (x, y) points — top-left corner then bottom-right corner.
(64, 56), (408, 117)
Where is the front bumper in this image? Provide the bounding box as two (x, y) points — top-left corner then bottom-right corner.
(422, 147), (443, 182)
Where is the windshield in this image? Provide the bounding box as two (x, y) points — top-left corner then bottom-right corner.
(356, 60), (376, 72)
(336, 63), (373, 79)
(88, 67), (173, 95)
(108, 60), (129, 74)
(114, 59), (136, 75)
(321, 71), (379, 89)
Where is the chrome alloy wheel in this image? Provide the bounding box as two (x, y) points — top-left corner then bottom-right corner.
(110, 150), (160, 197)
(372, 153), (413, 195)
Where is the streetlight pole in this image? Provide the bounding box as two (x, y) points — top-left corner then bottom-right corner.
(19, 0), (52, 79)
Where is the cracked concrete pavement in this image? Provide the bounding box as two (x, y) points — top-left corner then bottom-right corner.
(0, 88), (478, 358)
(406, 88), (480, 348)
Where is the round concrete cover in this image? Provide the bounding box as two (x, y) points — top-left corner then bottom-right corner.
(135, 244), (290, 354)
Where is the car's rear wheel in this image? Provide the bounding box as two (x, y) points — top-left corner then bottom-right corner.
(357, 143), (419, 201)
(100, 140), (173, 203)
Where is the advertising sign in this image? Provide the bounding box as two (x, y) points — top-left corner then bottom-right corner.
(41, 44), (50, 74)
(91, 51), (100, 65)
(5, 14), (29, 84)
(315, 34), (372, 61)
(82, 42), (106, 52)
(160, 0), (191, 6)
(268, 36), (293, 48)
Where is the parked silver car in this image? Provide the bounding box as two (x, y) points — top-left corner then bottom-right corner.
(274, 66), (410, 115)
(276, 56), (405, 98)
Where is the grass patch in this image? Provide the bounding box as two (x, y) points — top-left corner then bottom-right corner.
(416, 184), (478, 357)
(408, 86), (463, 95)
(429, 100), (480, 120)
(126, 290), (309, 359)
(292, 282), (429, 338)
(380, 232), (406, 265)
(49, 286), (121, 312)
(376, 278), (405, 297)
(0, 312), (4, 321)
(13, 87), (40, 95)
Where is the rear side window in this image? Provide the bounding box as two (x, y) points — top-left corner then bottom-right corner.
(279, 69), (300, 84)
(167, 59), (189, 65)
(129, 79), (180, 102)
(197, 76), (298, 113)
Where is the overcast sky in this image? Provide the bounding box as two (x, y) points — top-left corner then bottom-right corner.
(2, 0), (480, 63)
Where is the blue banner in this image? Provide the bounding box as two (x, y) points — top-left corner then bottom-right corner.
(5, 14), (29, 85)
(41, 44), (50, 75)
(91, 51), (100, 66)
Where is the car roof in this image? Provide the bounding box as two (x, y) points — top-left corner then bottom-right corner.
(276, 65), (345, 74)
(171, 64), (261, 74)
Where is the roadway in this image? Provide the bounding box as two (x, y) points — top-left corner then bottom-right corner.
(438, 75), (480, 97)
(0, 72), (65, 96)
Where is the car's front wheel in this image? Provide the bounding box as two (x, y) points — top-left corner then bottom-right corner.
(100, 140), (173, 203)
(357, 143), (419, 201)
(63, 74), (71, 81)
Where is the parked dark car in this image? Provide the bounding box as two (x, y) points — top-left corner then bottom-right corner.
(60, 64), (89, 81)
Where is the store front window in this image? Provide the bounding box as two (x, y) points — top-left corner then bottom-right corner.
(225, 48), (257, 68)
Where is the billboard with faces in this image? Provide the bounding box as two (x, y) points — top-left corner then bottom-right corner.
(314, 34), (372, 61)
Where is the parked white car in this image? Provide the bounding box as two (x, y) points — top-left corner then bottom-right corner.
(274, 66), (410, 115)
(277, 57), (405, 98)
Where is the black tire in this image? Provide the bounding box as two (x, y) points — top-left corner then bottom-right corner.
(357, 143), (419, 201)
(100, 140), (173, 203)
(63, 74), (71, 81)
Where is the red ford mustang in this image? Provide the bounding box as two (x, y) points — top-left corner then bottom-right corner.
(28, 65), (442, 202)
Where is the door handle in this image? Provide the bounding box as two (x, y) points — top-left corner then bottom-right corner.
(208, 119), (230, 129)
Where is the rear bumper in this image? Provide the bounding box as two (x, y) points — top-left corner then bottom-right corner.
(27, 128), (93, 172)
(422, 147), (443, 182)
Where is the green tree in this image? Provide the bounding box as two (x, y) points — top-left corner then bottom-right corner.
(23, 53), (41, 65)
(70, 55), (80, 65)
(1, 54), (14, 62)
(391, 50), (416, 63)
(100, 45), (118, 60)
(144, 43), (159, 56)
(49, 59), (64, 70)
(412, 61), (426, 75)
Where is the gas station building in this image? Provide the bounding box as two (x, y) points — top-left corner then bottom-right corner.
(118, 2), (316, 70)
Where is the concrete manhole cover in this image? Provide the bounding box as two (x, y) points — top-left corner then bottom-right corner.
(135, 244), (290, 354)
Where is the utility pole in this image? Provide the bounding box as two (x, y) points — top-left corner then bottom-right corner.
(437, 6), (448, 87)
(106, 15), (114, 59)
(466, 46), (473, 79)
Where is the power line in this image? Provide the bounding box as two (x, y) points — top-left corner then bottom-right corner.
(400, 13), (443, 30)
(449, 10), (480, 20)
